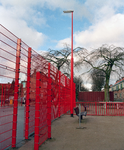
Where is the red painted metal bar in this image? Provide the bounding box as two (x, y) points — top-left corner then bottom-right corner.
(74, 83), (76, 107)
(106, 102), (107, 115)
(47, 63), (51, 139)
(25, 47), (32, 139)
(58, 71), (61, 117)
(70, 11), (74, 117)
(1, 84), (3, 107)
(64, 76), (66, 114)
(12, 38), (21, 148)
(65, 76), (67, 113)
(4, 85), (5, 106)
(34, 72), (40, 150)
(95, 102), (97, 115)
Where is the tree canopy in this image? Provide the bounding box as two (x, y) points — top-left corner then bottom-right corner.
(74, 76), (88, 101)
(91, 69), (105, 91)
(76, 45), (124, 101)
(42, 45), (86, 78)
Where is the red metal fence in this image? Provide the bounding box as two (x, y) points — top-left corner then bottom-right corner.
(78, 91), (114, 102)
(0, 25), (20, 150)
(76, 102), (124, 116)
(0, 24), (74, 150)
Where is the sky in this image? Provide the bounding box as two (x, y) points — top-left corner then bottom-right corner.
(1, 0), (124, 88)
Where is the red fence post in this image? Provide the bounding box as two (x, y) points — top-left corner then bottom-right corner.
(95, 102), (97, 115)
(65, 76), (67, 113)
(58, 71), (61, 117)
(1, 84), (3, 107)
(70, 79), (71, 112)
(47, 63), (51, 139)
(12, 38), (21, 148)
(106, 102), (107, 115)
(4, 85), (6, 106)
(25, 47), (32, 139)
(34, 72), (40, 150)
(64, 76), (66, 114)
(74, 83), (76, 107)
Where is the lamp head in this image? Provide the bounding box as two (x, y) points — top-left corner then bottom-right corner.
(63, 10), (74, 13)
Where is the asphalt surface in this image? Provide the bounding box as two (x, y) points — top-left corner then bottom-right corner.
(16, 106), (25, 146)
(16, 115), (124, 150)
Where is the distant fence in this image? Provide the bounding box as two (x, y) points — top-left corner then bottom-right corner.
(0, 24), (75, 150)
(76, 102), (124, 116)
(78, 91), (114, 102)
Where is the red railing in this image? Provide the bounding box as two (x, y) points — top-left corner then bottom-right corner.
(76, 102), (124, 116)
(0, 24), (74, 150)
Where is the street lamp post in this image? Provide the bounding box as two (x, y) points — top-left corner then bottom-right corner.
(63, 10), (74, 117)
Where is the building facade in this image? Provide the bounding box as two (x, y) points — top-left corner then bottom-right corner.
(110, 78), (124, 102)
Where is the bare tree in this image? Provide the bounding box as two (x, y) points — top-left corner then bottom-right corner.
(42, 45), (86, 78)
(76, 45), (124, 101)
(74, 76), (88, 101)
(31, 45), (87, 102)
(91, 69), (105, 91)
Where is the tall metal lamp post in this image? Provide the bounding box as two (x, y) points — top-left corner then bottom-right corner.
(63, 10), (74, 117)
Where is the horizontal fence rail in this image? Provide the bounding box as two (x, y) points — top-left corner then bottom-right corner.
(76, 102), (124, 116)
(0, 24), (75, 150)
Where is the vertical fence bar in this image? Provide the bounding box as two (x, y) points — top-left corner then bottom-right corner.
(106, 102), (107, 115)
(34, 72), (40, 150)
(12, 38), (21, 148)
(1, 84), (3, 107)
(4, 85), (5, 106)
(95, 102), (97, 115)
(58, 71), (61, 117)
(74, 83), (76, 107)
(65, 76), (67, 113)
(47, 63), (51, 139)
(66, 77), (68, 113)
(25, 47), (32, 139)
(64, 76), (66, 114)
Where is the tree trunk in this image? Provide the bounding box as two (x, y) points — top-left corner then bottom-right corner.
(104, 78), (110, 102)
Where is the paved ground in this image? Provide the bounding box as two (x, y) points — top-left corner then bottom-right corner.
(16, 106), (25, 145)
(15, 115), (124, 150)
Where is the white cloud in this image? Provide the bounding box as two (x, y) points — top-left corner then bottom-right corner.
(0, 1), (47, 49)
(55, 38), (71, 49)
(0, 0), (91, 20)
(1, 0), (124, 50)
(53, 0), (124, 50)
(44, 0), (92, 20)
(74, 14), (124, 50)
(56, 13), (124, 50)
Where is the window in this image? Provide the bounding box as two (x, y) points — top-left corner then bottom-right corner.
(122, 82), (124, 89)
(116, 85), (119, 91)
(23, 82), (26, 88)
(119, 84), (121, 89)
(114, 93), (117, 98)
(121, 83), (123, 90)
